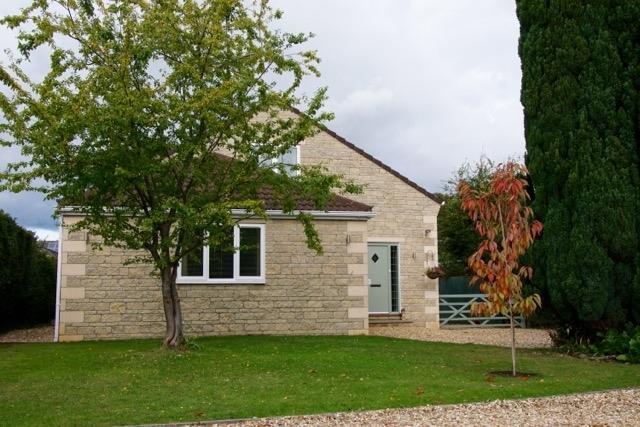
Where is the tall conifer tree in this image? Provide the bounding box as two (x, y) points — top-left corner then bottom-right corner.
(517, 0), (640, 333)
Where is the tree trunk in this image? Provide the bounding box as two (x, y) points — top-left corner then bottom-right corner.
(161, 267), (184, 348)
(509, 304), (517, 376)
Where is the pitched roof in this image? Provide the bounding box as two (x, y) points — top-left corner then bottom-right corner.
(257, 187), (372, 212)
(290, 107), (441, 204)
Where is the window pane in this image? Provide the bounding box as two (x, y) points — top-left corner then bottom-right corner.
(240, 227), (261, 277)
(390, 245), (399, 312)
(279, 147), (298, 176)
(209, 246), (234, 279)
(208, 228), (234, 279)
(260, 146), (298, 175)
(181, 248), (203, 277)
(280, 147), (298, 164)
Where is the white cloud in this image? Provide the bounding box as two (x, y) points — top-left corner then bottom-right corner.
(0, 0), (525, 230)
(28, 227), (59, 241)
(329, 79), (394, 117)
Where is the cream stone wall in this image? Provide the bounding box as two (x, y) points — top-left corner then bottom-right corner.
(300, 131), (441, 327)
(56, 119), (441, 341)
(57, 216), (369, 341)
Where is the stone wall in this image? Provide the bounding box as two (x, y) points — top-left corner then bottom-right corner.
(300, 130), (441, 327)
(58, 216), (369, 341)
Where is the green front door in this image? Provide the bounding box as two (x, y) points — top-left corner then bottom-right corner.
(368, 244), (391, 312)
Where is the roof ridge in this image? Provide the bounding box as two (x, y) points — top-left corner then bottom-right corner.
(290, 107), (440, 203)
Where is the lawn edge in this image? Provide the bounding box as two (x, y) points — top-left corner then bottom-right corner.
(133, 386), (640, 427)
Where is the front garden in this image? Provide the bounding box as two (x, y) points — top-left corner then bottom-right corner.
(1, 335), (639, 426)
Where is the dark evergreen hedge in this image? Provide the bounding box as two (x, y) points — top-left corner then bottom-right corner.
(517, 0), (640, 334)
(0, 210), (56, 332)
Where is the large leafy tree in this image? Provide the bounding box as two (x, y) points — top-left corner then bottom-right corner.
(517, 0), (640, 335)
(0, 0), (357, 347)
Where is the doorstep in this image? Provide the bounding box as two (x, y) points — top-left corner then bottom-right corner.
(368, 312), (413, 325)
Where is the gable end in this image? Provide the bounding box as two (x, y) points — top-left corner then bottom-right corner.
(291, 107), (441, 204)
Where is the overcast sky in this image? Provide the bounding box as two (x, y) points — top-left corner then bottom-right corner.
(0, 0), (524, 240)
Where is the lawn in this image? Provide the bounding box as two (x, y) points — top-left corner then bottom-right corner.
(1, 336), (639, 426)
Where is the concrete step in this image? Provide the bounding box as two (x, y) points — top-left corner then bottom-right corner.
(369, 318), (414, 325)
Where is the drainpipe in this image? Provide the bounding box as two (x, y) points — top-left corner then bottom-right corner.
(54, 220), (63, 342)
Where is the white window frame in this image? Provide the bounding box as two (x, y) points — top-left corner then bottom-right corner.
(176, 224), (266, 285)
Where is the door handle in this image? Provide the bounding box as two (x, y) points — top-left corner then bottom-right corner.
(370, 284), (381, 288)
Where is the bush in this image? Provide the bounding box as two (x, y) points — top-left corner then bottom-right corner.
(0, 210), (57, 332)
(595, 327), (640, 363)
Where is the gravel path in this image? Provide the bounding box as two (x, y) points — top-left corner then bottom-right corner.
(369, 326), (553, 348)
(0, 325), (54, 343)
(203, 388), (640, 426)
(0, 324), (553, 348)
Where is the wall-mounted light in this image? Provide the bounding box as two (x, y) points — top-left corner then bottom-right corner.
(346, 234), (351, 245)
(425, 229), (432, 237)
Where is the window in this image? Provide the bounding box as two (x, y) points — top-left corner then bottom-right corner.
(262, 146), (299, 176)
(177, 224), (266, 284)
(390, 245), (399, 312)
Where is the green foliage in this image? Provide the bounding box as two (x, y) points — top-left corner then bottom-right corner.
(2, 336), (640, 425)
(183, 336), (204, 352)
(437, 158), (494, 276)
(593, 327), (640, 363)
(0, 210), (56, 332)
(556, 325), (640, 364)
(438, 196), (478, 276)
(0, 1), (360, 343)
(0, 0), (357, 269)
(517, 0), (640, 335)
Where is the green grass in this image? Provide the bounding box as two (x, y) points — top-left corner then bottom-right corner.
(1, 336), (639, 426)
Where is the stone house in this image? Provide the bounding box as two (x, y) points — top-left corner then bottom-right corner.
(55, 120), (441, 342)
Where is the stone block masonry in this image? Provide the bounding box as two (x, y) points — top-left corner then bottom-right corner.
(57, 217), (369, 341)
(300, 127), (441, 328)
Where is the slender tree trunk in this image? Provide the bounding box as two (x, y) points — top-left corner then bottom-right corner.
(498, 203), (517, 376)
(509, 301), (517, 376)
(161, 267), (184, 348)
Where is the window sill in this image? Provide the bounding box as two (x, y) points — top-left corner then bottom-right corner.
(176, 279), (266, 286)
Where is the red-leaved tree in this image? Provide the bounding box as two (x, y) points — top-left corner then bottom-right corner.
(459, 162), (543, 376)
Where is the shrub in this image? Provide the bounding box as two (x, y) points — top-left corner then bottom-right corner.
(0, 210), (56, 332)
(589, 326), (640, 363)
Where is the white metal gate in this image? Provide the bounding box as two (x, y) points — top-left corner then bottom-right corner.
(439, 294), (525, 328)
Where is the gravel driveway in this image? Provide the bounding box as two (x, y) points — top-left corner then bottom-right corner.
(369, 325), (553, 348)
(204, 388), (640, 426)
(1, 325), (553, 348)
(0, 325), (53, 343)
